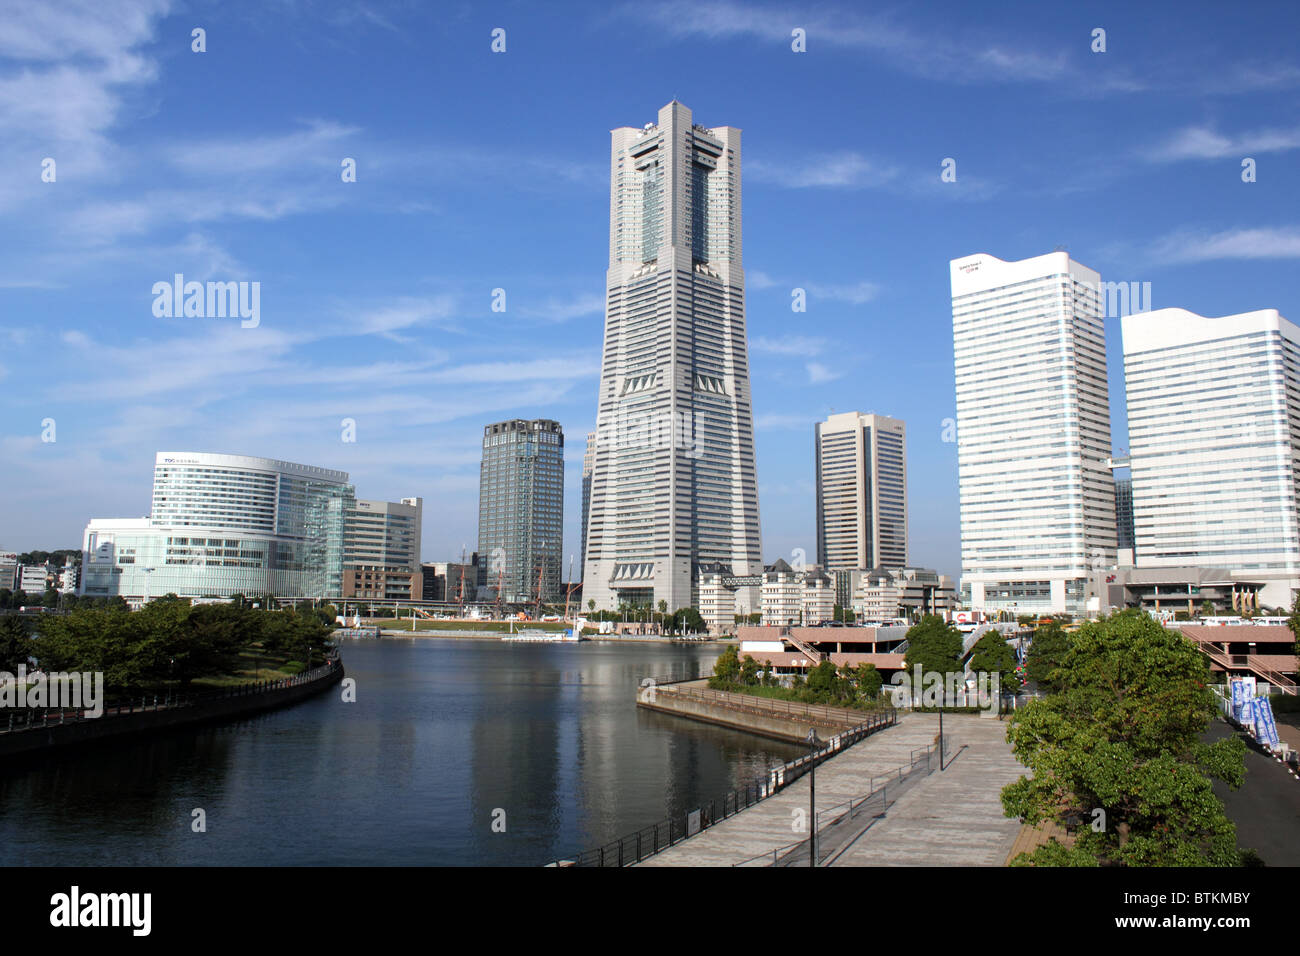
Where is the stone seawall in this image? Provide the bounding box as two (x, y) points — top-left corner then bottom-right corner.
(636, 682), (873, 744)
(0, 660), (345, 760)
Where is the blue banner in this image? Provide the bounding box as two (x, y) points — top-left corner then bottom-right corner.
(1253, 697), (1281, 749)
(1231, 680), (1248, 722)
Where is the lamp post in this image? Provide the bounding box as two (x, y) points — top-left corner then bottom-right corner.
(806, 729), (822, 867)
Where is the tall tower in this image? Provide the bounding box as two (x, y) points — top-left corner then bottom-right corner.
(950, 252), (1116, 614)
(582, 101), (762, 612)
(1123, 307), (1300, 608)
(580, 430), (595, 582)
(478, 419), (565, 604)
(815, 412), (908, 571)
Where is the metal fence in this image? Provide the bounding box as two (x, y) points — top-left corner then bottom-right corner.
(731, 737), (945, 867)
(549, 704), (897, 867)
(0, 655), (343, 735)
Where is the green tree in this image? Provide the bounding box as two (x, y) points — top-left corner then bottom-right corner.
(969, 629), (1021, 690)
(903, 615), (963, 677)
(0, 615), (32, 671)
(1024, 621), (1071, 694)
(1002, 610), (1249, 866)
(676, 607), (705, 634)
(709, 645), (740, 688)
(806, 660), (841, 701)
(855, 662), (882, 701)
(739, 654), (760, 687)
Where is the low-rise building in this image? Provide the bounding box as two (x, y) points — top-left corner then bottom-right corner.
(1085, 565), (1270, 617)
(852, 567), (958, 621)
(18, 564), (51, 595)
(736, 624), (910, 680)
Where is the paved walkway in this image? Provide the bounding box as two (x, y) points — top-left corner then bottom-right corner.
(640, 712), (1025, 867)
(830, 715), (1025, 866)
(1206, 719), (1300, 866)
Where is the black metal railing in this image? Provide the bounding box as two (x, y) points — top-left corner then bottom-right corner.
(0, 655), (343, 735)
(731, 737), (945, 867)
(549, 704), (897, 867)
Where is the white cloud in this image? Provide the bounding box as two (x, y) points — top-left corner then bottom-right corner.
(806, 281), (879, 305)
(752, 335), (826, 357)
(622, 0), (1070, 85)
(749, 152), (899, 189)
(429, 356), (600, 385)
(517, 292), (605, 322)
(1148, 226), (1300, 264)
(1144, 125), (1300, 162)
(806, 361), (842, 384)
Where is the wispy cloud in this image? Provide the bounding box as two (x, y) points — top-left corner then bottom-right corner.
(749, 152), (899, 189)
(620, 0), (1071, 85)
(806, 281), (879, 305)
(1147, 226), (1300, 264)
(1143, 125), (1300, 162)
(752, 335), (826, 357)
(806, 361), (842, 385)
(517, 292), (605, 322)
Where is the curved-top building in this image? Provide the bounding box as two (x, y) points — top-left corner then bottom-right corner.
(82, 452), (356, 603)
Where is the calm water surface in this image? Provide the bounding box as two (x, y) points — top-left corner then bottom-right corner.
(0, 638), (802, 866)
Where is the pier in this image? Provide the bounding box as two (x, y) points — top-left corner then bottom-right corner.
(638, 713), (1026, 866)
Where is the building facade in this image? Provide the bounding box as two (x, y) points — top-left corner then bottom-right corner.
(341, 497), (423, 602)
(580, 430), (595, 581)
(478, 419), (564, 604)
(583, 101), (762, 613)
(951, 251), (1117, 613)
(1122, 308), (1300, 609)
(815, 411), (907, 571)
(81, 452), (355, 604)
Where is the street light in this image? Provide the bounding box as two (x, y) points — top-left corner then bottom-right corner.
(806, 729), (823, 867)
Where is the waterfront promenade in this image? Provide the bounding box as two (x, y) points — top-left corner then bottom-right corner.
(639, 713), (1025, 866)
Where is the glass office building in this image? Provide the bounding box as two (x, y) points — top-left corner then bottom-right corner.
(479, 420), (565, 604)
(81, 452), (355, 603)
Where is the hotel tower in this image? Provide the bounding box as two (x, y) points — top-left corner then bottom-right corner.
(950, 251), (1116, 614)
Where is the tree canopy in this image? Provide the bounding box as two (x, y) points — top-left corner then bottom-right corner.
(903, 615), (963, 677)
(1002, 609), (1248, 866)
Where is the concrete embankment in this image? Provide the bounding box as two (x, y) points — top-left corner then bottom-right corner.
(636, 680), (871, 744)
(0, 658), (345, 760)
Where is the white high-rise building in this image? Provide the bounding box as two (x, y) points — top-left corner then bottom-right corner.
(81, 451), (355, 603)
(1122, 307), (1300, 609)
(950, 252), (1116, 613)
(815, 412), (907, 571)
(583, 101), (762, 612)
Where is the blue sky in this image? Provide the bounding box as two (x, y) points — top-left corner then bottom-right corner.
(1, 0), (1298, 580)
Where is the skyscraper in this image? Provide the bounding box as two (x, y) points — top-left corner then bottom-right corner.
(1122, 307), (1300, 608)
(950, 251), (1116, 614)
(582, 100), (762, 612)
(478, 419), (564, 604)
(815, 411), (908, 571)
(580, 429), (595, 582)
